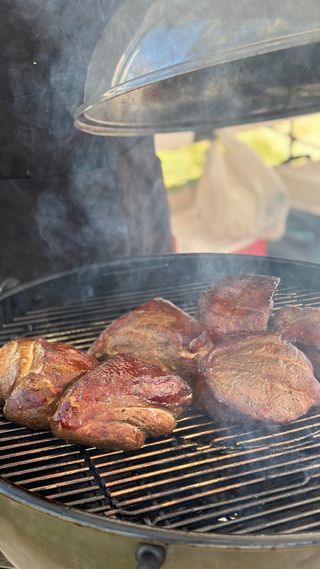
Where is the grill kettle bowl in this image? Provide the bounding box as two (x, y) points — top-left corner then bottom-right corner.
(2, 255), (320, 568)
(1, 480), (320, 569)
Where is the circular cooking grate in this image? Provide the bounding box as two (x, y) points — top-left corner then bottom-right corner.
(2, 259), (320, 535)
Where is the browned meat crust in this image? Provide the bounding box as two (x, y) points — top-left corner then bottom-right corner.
(296, 343), (320, 380)
(88, 298), (200, 382)
(272, 307), (320, 382)
(3, 338), (95, 429)
(197, 275), (280, 340)
(196, 333), (320, 424)
(272, 306), (320, 347)
(0, 338), (40, 401)
(51, 353), (193, 451)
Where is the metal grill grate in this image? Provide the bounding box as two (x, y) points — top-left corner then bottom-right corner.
(2, 281), (320, 535)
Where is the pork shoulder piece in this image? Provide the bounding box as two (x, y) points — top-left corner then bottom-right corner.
(88, 298), (200, 381)
(0, 337), (40, 401)
(51, 353), (193, 451)
(196, 333), (320, 424)
(3, 338), (96, 429)
(296, 343), (320, 380)
(197, 274), (280, 339)
(272, 306), (320, 381)
(272, 306), (320, 347)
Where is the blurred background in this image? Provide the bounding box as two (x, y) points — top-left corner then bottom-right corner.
(156, 113), (320, 263)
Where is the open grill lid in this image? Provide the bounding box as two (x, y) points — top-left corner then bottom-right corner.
(75, 0), (320, 136)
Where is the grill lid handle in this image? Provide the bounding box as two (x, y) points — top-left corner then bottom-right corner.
(135, 544), (166, 569)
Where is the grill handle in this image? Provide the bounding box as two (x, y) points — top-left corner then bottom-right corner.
(135, 544), (166, 569)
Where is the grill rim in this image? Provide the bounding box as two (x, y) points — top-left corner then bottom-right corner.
(3, 252), (320, 303)
(3, 253), (320, 546)
(2, 477), (320, 549)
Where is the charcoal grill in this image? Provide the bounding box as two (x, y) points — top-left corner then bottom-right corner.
(2, 254), (320, 569)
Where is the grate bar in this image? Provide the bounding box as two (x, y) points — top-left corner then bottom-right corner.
(105, 443), (320, 497)
(11, 467), (89, 488)
(15, 287), (320, 321)
(66, 493), (111, 508)
(234, 507), (320, 535)
(109, 458), (320, 514)
(96, 414), (319, 480)
(46, 485), (101, 501)
(2, 457), (83, 477)
(0, 442), (78, 461)
(104, 470), (311, 519)
(17, 283), (210, 318)
(193, 486), (320, 533)
(0, 450), (81, 469)
(283, 520), (320, 533)
(153, 476), (308, 527)
(8, 288), (320, 325)
(29, 477), (96, 494)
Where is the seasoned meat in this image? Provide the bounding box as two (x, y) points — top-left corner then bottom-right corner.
(0, 337), (40, 401)
(272, 306), (320, 347)
(296, 343), (320, 380)
(3, 338), (95, 429)
(196, 333), (320, 424)
(88, 298), (200, 382)
(272, 306), (320, 382)
(190, 330), (214, 353)
(51, 353), (193, 451)
(197, 274), (280, 340)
